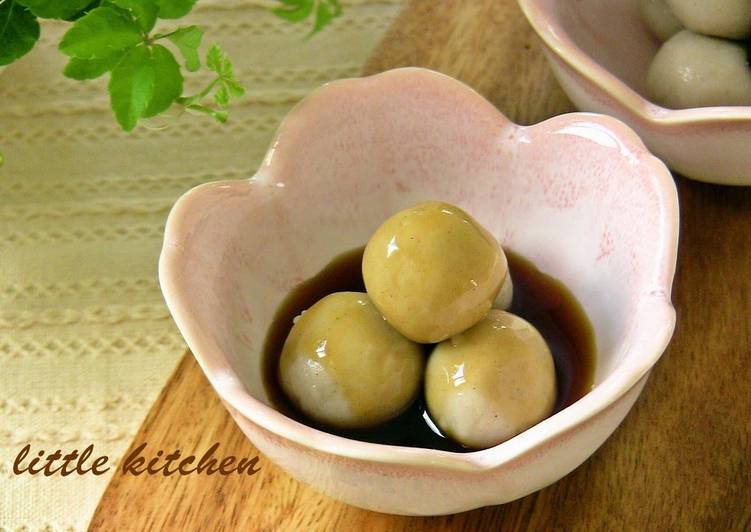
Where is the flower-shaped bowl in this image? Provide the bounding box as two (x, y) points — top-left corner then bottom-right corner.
(159, 67), (678, 515)
(519, 0), (751, 186)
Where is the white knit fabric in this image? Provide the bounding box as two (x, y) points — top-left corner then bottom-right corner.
(0, 1), (402, 529)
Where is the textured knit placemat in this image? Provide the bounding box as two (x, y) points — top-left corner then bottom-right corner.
(0, 1), (402, 529)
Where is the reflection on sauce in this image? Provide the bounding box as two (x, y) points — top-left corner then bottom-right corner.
(262, 246), (596, 452)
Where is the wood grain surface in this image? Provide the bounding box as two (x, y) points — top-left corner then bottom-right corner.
(90, 0), (751, 530)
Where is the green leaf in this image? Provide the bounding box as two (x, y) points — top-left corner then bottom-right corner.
(308, 0), (340, 37)
(62, 0), (102, 21)
(16, 0), (92, 20)
(205, 43), (230, 76)
(155, 0), (196, 19)
(209, 45), (244, 102)
(166, 25), (202, 71)
(59, 6), (143, 59)
(271, 0), (313, 22)
(187, 104), (227, 123)
(176, 43), (242, 123)
(270, 0), (341, 36)
(143, 44), (182, 117)
(110, 0), (157, 32)
(204, 43), (244, 102)
(108, 44), (155, 131)
(63, 49), (125, 79)
(213, 47), (240, 79)
(223, 77), (244, 97)
(0, 1), (40, 66)
(214, 83), (229, 107)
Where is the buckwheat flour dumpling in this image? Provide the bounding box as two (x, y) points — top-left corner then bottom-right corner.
(362, 201), (508, 344)
(279, 292), (424, 429)
(425, 310), (557, 449)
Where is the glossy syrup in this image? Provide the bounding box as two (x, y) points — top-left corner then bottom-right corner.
(262, 247), (596, 452)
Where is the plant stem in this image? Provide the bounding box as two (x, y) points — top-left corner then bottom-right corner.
(153, 29), (179, 40)
(177, 77), (220, 106)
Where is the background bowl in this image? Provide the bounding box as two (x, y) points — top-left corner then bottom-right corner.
(159, 68), (678, 515)
(519, 0), (751, 186)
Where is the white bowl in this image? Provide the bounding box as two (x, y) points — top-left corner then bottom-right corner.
(519, 0), (751, 186)
(159, 68), (679, 515)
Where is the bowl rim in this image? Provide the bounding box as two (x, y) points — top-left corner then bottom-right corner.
(159, 67), (679, 473)
(518, 0), (751, 125)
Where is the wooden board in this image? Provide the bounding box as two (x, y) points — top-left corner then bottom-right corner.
(90, 0), (751, 530)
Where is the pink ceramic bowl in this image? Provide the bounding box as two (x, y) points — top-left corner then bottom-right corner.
(159, 68), (678, 515)
(519, 0), (751, 186)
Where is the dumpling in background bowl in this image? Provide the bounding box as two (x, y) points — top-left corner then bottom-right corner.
(639, 0), (682, 41)
(666, 0), (751, 39)
(519, 0), (751, 185)
(646, 30), (751, 109)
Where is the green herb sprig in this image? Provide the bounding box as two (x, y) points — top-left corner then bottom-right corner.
(0, 0), (243, 131)
(0, 0), (342, 165)
(272, 0), (342, 38)
(60, 1), (245, 130)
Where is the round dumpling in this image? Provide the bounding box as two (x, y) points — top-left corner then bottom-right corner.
(425, 310), (557, 449)
(647, 30), (751, 108)
(279, 292), (424, 429)
(362, 201), (508, 343)
(666, 0), (751, 39)
(640, 0), (683, 41)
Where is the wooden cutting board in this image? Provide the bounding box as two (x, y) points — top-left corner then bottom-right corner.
(90, 1), (751, 529)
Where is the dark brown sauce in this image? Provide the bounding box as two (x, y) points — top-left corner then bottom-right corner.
(262, 246), (596, 453)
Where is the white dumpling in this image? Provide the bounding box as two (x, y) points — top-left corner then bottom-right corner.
(667, 0), (751, 39)
(640, 0), (683, 41)
(647, 30), (751, 109)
